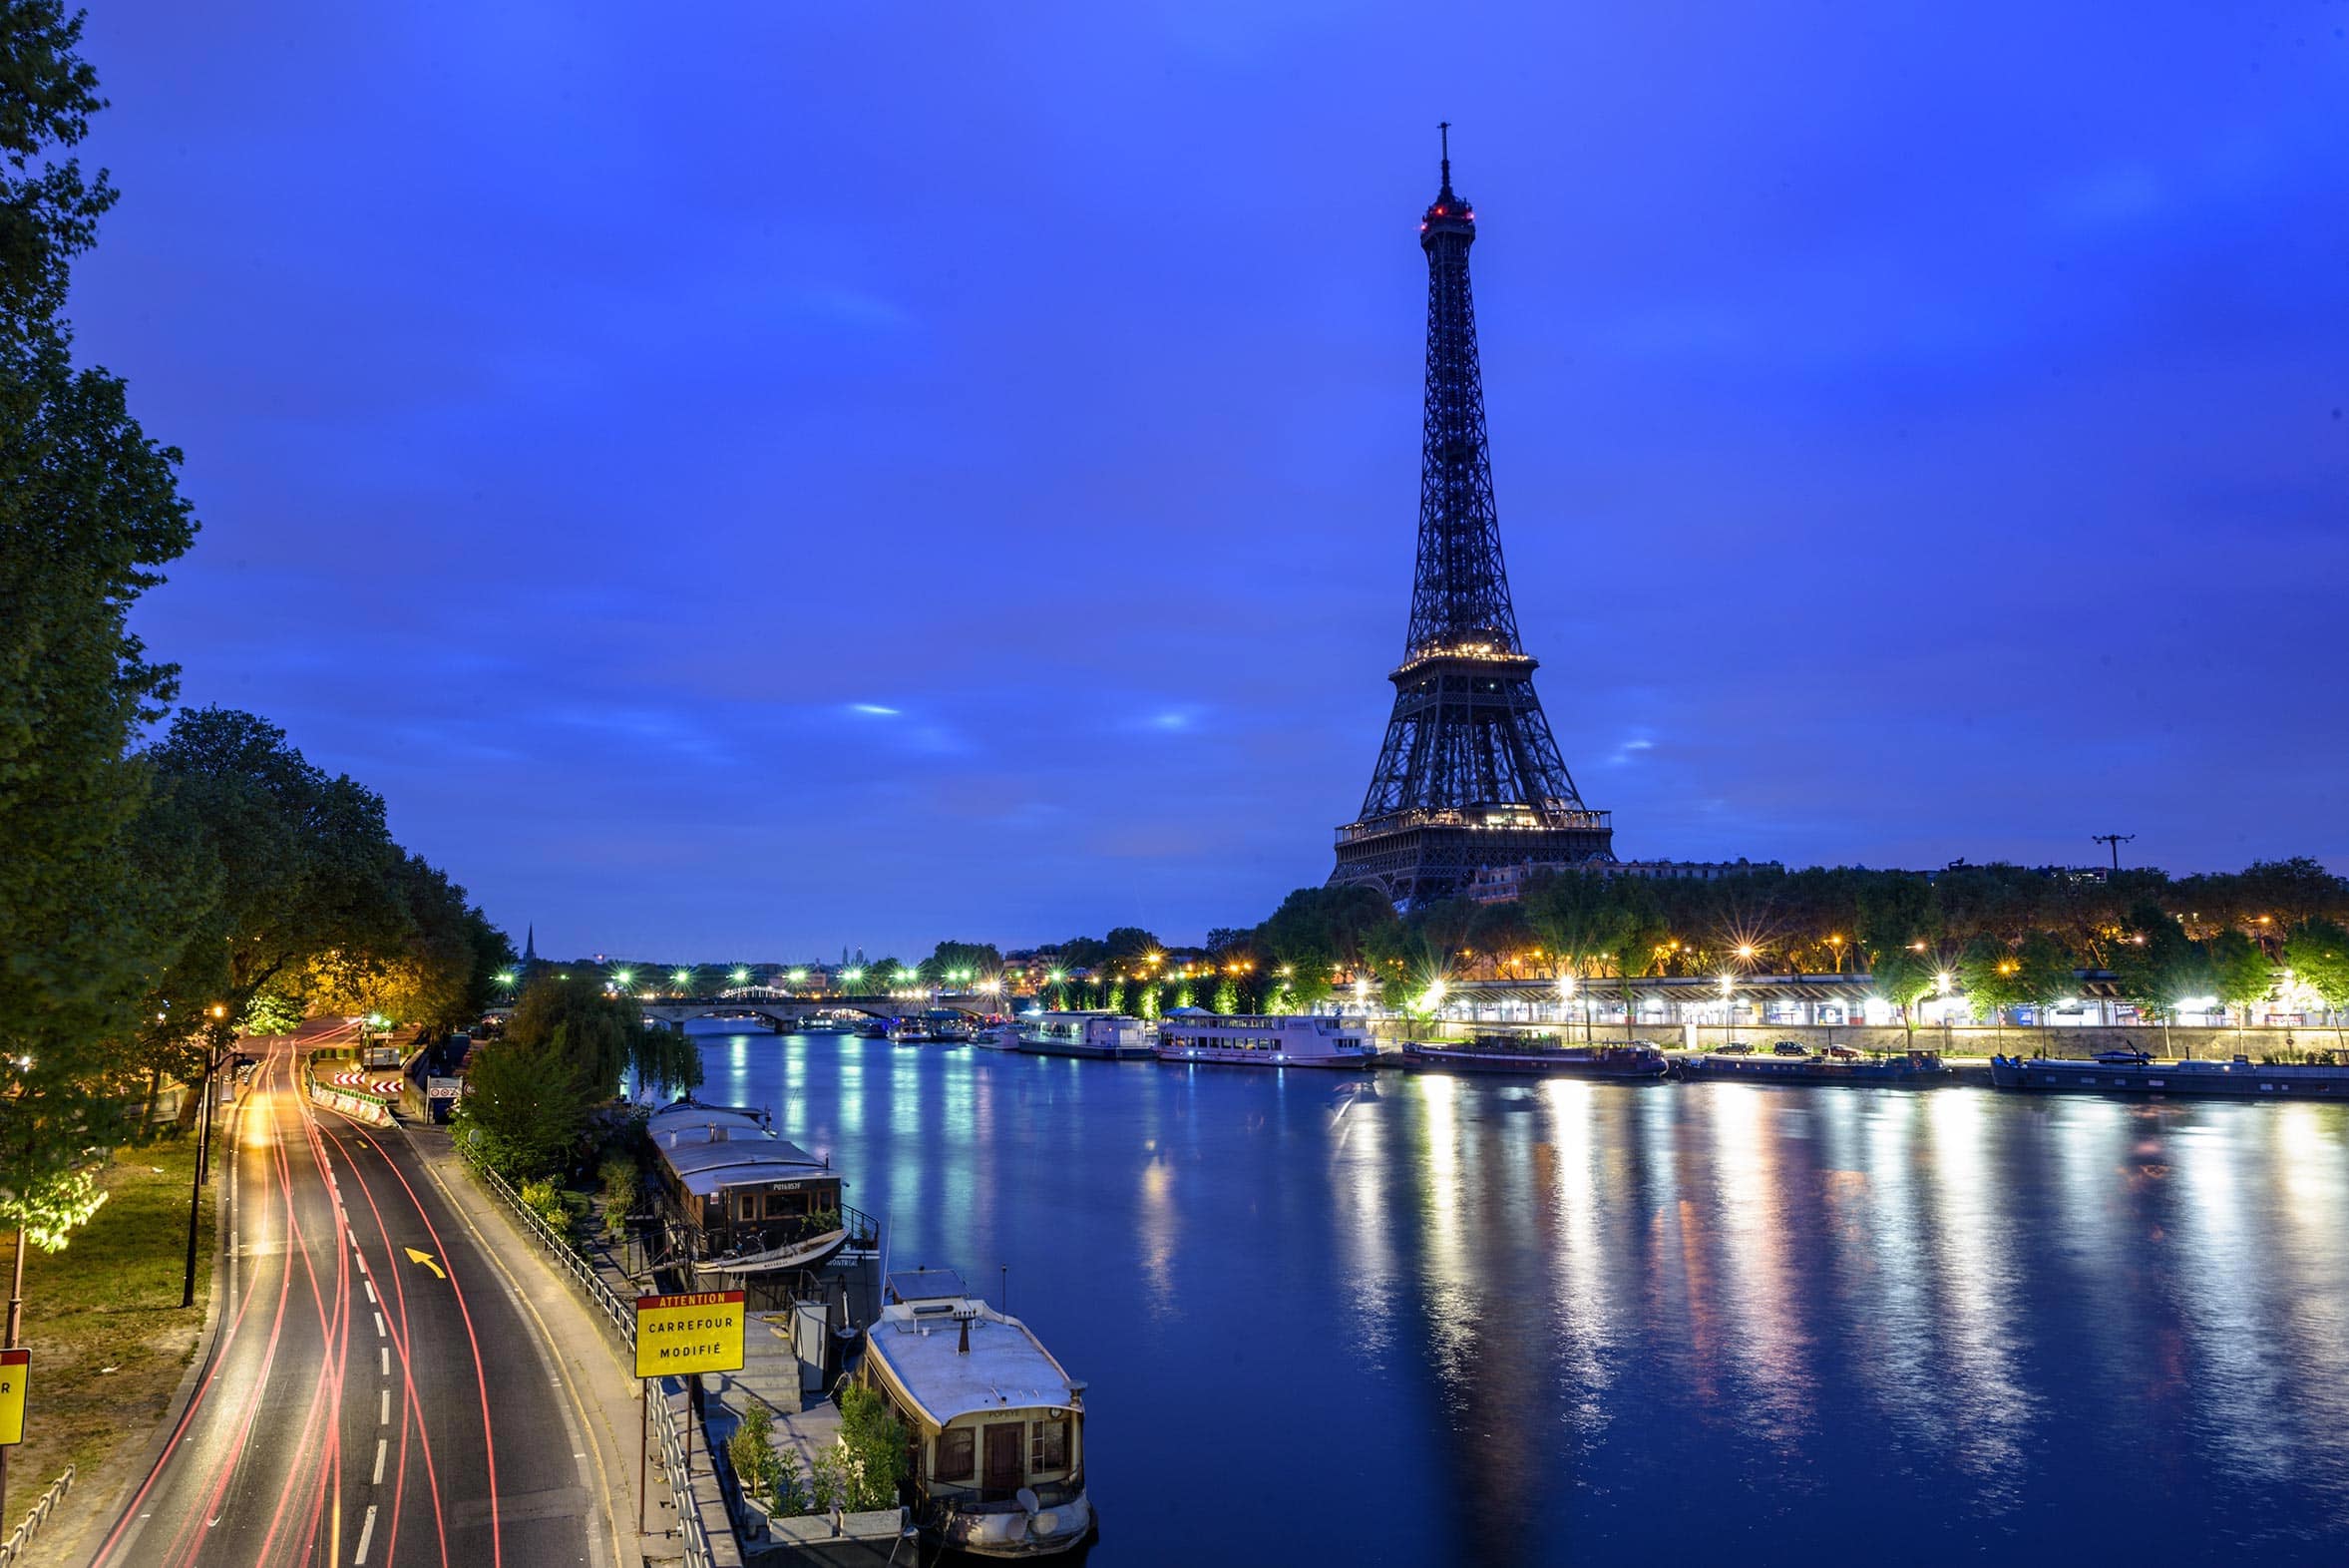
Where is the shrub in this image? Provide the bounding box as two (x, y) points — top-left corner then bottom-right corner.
(597, 1157), (638, 1237)
(518, 1177), (570, 1236)
(837, 1382), (910, 1510)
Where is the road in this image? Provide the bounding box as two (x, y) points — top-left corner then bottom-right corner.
(93, 1039), (607, 1568)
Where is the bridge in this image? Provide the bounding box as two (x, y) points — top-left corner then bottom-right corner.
(475, 992), (1014, 1031)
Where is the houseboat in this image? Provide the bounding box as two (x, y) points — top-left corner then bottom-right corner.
(858, 1268), (1093, 1558)
(1989, 1052), (2349, 1099)
(646, 1099), (875, 1284)
(888, 1019), (934, 1045)
(1014, 1011), (1156, 1060)
(1681, 1049), (1949, 1086)
(1153, 1013), (1376, 1068)
(1396, 1037), (1672, 1080)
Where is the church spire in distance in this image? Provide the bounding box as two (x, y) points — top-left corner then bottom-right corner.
(1328, 126), (1614, 906)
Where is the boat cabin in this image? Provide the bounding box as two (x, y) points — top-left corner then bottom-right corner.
(858, 1268), (1094, 1557)
(646, 1100), (859, 1272)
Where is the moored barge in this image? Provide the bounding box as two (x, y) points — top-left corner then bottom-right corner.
(1681, 1050), (1950, 1086)
(858, 1268), (1094, 1557)
(1989, 1052), (2349, 1099)
(1153, 1012), (1375, 1068)
(1396, 1038), (1671, 1080)
(1014, 1011), (1156, 1060)
(647, 1099), (876, 1286)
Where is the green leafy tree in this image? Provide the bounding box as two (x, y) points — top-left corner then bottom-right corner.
(2108, 903), (2206, 1025)
(923, 940), (1001, 980)
(2206, 929), (2273, 1025)
(1871, 947), (1941, 1046)
(2012, 931), (2079, 1020)
(1211, 977), (1239, 1013)
(2282, 921), (2349, 1044)
(457, 1039), (592, 1180)
(0, 1), (209, 1254)
(1955, 935), (2026, 1030)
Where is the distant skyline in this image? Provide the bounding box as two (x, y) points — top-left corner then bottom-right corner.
(85, 4), (2348, 954)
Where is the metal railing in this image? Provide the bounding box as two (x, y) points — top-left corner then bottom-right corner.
(454, 1132), (637, 1347)
(0, 1464), (74, 1567)
(452, 1134), (715, 1568)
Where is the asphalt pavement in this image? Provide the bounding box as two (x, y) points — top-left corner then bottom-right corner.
(91, 1039), (609, 1568)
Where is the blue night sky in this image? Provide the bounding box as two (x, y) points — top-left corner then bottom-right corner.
(80, 3), (2348, 958)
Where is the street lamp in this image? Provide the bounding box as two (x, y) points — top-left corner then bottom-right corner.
(731, 967), (750, 986)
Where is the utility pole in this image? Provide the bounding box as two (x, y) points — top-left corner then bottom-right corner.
(2092, 833), (2136, 872)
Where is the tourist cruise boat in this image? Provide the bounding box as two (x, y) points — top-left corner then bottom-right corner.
(1396, 1037), (1670, 1079)
(1990, 1052), (2349, 1099)
(1154, 1012), (1376, 1068)
(646, 1099), (876, 1285)
(1013, 1011), (1156, 1060)
(859, 1268), (1094, 1557)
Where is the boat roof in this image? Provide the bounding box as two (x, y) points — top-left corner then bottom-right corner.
(648, 1100), (829, 1196)
(868, 1297), (1083, 1426)
(888, 1268), (971, 1302)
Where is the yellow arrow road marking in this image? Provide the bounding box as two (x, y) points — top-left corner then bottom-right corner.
(404, 1247), (445, 1279)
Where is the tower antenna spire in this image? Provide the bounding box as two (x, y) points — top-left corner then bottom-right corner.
(1438, 120), (1451, 188)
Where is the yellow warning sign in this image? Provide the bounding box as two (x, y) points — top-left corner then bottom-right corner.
(632, 1291), (745, 1379)
(0, 1349), (27, 1446)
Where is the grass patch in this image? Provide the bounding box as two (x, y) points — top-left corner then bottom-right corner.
(7, 1131), (214, 1514)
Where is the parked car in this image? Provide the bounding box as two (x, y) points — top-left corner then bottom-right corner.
(1717, 1041), (1756, 1055)
(1824, 1045), (1859, 1060)
(1771, 1040), (1810, 1057)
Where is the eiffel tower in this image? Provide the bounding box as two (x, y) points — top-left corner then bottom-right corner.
(1330, 128), (1613, 905)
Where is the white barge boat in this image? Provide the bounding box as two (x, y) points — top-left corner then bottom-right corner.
(859, 1268), (1094, 1557)
(1014, 1011), (1156, 1060)
(1154, 1012), (1376, 1068)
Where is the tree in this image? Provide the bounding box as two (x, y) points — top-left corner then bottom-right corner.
(924, 940), (1000, 980)
(1211, 976), (1239, 1014)
(2206, 929), (2273, 1027)
(1524, 872), (1632, 980)
(456, 1039), (592, 1180)
(2011, 931), (2079, 1020)
(2107, 902), (2206, 1029)
(1871, 947), (1941, 1047)
(0, 1), (207, 1256)
(1955, 935), (2026, 1032)
(2281, 921), (2349, 1044)
(1102, 928), (1161, 970)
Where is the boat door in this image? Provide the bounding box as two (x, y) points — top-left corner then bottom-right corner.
(982, 1421), (1023, 1495)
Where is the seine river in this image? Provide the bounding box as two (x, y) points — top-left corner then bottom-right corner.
(682, 1023), (2349, 1566)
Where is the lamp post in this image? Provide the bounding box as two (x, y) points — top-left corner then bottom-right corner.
(183, 1001), (230, 1309)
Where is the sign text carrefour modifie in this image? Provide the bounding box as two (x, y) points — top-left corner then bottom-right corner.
(632, 1291), (746, 1378)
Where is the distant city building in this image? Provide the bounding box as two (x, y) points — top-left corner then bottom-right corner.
(1328, 133), (1613, 907)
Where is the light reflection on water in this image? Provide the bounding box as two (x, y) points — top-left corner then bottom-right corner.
(676, 1025), (2349, 1566)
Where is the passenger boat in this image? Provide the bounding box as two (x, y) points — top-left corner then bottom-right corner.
(972, 1025), (1015, 1049)
(1395, 1037), (1671, 1079)
(858, 1268), (1093, 1558)
(1014, 1011), (1155, 1060)
(889, 1020), (935, 1045)
(1153, 1013), (1375, 1068)
(930, 1016), (976, 1045)
(646, 1099), (876, 1283)
(856, 1019), (891, 1039)
(1681, 1049), (1949, 1085)
(1989, 1052), (2349, 1099)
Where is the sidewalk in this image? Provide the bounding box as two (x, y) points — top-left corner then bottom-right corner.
(402, 1123), (698, 1567)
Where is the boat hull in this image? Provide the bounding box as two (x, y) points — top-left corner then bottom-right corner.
(1397, 1045), (1669, 1079)
(1989, 1055), (2349, 1099)
(935, 1491), (1094, 1557)
(1155, 1046), (1372, 1069)
(1018, 1039), (1154, 1060)
(1681, 1053), (1949, 1086)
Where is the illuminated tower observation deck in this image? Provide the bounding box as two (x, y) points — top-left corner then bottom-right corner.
(1330, 129), (1614, 905)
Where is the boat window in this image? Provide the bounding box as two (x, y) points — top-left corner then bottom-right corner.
(936, 1426), (975, 1482)
(1032, 1418), (1068, 1472)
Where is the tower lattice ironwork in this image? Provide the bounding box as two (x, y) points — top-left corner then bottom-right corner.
(1330, 128), (1613, 905)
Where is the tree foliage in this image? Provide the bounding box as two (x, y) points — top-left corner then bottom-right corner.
(0, 1), (205, 1246)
